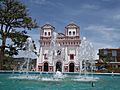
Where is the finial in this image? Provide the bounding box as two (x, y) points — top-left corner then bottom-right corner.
(46, 22), (50, 25)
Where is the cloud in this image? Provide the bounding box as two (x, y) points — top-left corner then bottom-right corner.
(84, 25), (119, 40)
(29, 0), (64, 8)
(84, 25), (120, 49)
(30, 0), (46, 5)
(84, 25), (118, 58)
(81, 4), (100, 10)
(113, 14), (120, 20)
(101, 0), (111, 1)
(84, 25), (115, 31)
(92, 41), (114, 59)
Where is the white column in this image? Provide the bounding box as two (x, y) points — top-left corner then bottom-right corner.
(65, 47), (68, 63)
(62, 47), (65, 72)
(40, 47), (43, 62)
(80, 60), (82, 71)
(36, 56), (39, 71)
(52, 50), (56, 72)
(36, 47), (42, 71)
(76, 47), (78, 63)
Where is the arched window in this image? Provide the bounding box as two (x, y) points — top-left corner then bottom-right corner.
(45, 32), (47, 36)
(44, 62), (49, 72)
(48, 32), (50, 36)
(44, 54), (48, 59)
(69, 31), (71, 35)
(70, 54), (74, 60)
(73, 31), (75, 35)
(56, 62), (62, 72)
(69, 63), (74, 72)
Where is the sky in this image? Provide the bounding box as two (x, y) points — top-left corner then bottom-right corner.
(2, 0), (120, 59)
(20, 0), (120, 59)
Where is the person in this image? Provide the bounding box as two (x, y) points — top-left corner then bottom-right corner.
(92, 82), (95, 87)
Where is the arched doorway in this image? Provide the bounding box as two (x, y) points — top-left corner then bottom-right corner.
(56, 61), (62, 72)
(69, 63), (74, 72)
(44, 62), (49, 72)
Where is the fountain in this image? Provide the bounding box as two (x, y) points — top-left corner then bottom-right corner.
(10, 37), (40, 80)
(41, 70), (65, 81)
(19, 37), (36, 72)
(7, 32), (103, 90)
(10, 32), (66, 81)
(73, 37), (99, 81)
(41, 31), (66, 81)
(10, 32), (99, 82)
(1, 26), (120, 90)
(53, 70), (65, 79)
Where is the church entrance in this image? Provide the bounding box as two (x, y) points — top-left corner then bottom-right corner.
(69, 63), (74, 72)
(44, 62), (49, 72)
(56, 61), (62, 72)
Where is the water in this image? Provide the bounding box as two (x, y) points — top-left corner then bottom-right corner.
(9, 71), (66, 81)
(0, 73), (120, 90)
(19, 37), (36, 72)
(78, 37), (96, 72)
(53, 71), (65, 79)
(7, 33), (119, 90)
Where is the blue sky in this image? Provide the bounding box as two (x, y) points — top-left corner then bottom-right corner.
(20, 0), (120, 58)
(11, 0), (120, 58)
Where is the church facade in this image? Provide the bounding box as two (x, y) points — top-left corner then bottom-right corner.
(36, 23), (81, 72)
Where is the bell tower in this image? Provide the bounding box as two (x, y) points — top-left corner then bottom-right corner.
(40, 23), (55, 37)
(40, 23), (55, 47)
(65, 22), (80, 37)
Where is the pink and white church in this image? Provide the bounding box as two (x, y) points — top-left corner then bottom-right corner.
(36, 23), (82, 72)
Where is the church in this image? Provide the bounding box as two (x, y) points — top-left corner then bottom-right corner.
(36, 23), (81, 72)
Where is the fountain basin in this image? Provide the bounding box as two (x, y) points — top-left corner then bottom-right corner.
(0, 71), (120, 90)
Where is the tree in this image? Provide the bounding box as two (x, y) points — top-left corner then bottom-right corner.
(0, 0), (38, 69)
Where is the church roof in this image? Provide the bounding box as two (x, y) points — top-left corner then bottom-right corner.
(41, 23), (55, 29)
(65, 22), (79, 28)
